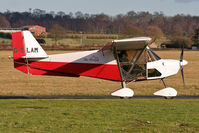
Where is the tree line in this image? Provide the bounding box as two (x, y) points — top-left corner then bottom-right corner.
(0, 9), (199, 47)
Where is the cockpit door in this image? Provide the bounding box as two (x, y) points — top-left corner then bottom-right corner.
(111, 37), (154, 83)
(114, 47), (147, 82)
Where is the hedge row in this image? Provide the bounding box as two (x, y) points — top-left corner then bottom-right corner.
(0, 32), (12, 39)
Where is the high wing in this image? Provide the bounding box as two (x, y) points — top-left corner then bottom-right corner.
(112, 37), (153, 50)
(103, 37), (158, 83)
(102, 37), (153, 51)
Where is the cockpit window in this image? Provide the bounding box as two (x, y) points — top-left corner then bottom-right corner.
(148, 69), (161, 77)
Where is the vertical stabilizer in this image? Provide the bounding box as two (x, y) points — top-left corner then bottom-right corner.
(12, 31), (48, 59)
(12, 31), (48, 74)
(12, 32), (26, 60)
(23, 31), (48, 58)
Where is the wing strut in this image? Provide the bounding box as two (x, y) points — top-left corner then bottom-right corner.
(161, 78), (167, 88)
(126, 46), (146, 76)
(113, 47), (126, 88)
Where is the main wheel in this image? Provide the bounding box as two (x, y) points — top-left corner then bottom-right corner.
(164, 96), (174, 99)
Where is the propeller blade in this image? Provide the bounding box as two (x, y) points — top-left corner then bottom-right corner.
(180, 44), (184, 62)
(180, 44), (186, 88)
(180, 65), (185, 89)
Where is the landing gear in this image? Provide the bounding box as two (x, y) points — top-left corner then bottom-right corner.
(111, 81), (134, 98)
(164, 96), (174, 99)
(120, 96), (131, 99)
(161, 79), (167, 88)
(154, 79), (177, 98)
(111, 87), (134, 98)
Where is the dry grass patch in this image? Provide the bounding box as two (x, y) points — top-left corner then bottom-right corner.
(0, 50), (198, 96)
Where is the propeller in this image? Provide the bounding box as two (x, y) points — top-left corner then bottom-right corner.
(180, 44), (185, 89)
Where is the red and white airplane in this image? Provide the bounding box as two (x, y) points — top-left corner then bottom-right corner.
(11, 31), (188, 98)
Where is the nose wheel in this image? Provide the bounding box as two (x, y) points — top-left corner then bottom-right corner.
(154, 79), (177, 98)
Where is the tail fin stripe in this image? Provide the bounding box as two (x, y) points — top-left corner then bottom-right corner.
(12, 32), (26, 59)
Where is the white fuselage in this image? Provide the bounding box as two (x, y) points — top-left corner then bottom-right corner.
(39, 50), (188, 81)
(147, 59), (188, 80)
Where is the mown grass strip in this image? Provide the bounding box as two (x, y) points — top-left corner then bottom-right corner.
(0, 99), (198, 132)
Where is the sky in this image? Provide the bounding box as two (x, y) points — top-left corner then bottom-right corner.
(0, 0), (199, 16)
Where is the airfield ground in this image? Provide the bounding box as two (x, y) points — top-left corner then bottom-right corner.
(0, 50), (199, 96)
(0, 99), (198, 132)
(0, 50), (199, 132)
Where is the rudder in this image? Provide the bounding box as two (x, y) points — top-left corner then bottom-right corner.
(23, 31), (48, 58)
(12, 31), (48, 59)
(12, 32), (26, 60)
(12, 31), (48, 74)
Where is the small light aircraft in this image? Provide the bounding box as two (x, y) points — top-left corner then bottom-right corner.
(11, 31), (188, 98)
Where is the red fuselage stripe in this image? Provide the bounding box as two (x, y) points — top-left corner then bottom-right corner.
(14, 60), (122, 81)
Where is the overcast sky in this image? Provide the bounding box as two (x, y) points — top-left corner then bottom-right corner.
(0, 0), (199, 16)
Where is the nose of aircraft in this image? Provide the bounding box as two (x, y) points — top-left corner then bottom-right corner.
(180, 60), (188, 66)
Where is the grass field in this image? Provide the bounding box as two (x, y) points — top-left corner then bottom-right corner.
(0, 50), (199, 133)
(0, 50), (199, 96)
(0, 38), (12, 44)
(45, 34), (117, 46)
(0, 99), (198, 132)
(44, 38), (114, 47)
(0, 34), (117, 47)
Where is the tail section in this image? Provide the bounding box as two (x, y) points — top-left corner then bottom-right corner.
(12, 32), (26, 60)
(23, 31), (48, 58)
(12, 31), (48, 59)
(12, 31), (48, 74)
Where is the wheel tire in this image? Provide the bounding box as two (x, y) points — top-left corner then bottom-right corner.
(164, 97), (174, 99)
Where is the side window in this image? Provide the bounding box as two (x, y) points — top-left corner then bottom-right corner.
(118, 50), (129, 63)
(148, 69), (161, 77)
(116, 49), (147, 81)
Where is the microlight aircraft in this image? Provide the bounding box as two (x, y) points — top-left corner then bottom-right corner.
(11, 31), (188, 98)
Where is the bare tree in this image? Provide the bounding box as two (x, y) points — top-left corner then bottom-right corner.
(49, 24), (66, 45)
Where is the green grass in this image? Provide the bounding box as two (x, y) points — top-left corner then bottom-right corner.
(0, 38), (12, 44)
(44, 37), (113, 46)
(44, 38), (81, 46)
(0, 99), (198, 133)
(81, 38), (113, 46)
(0, 33), (116, 46)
